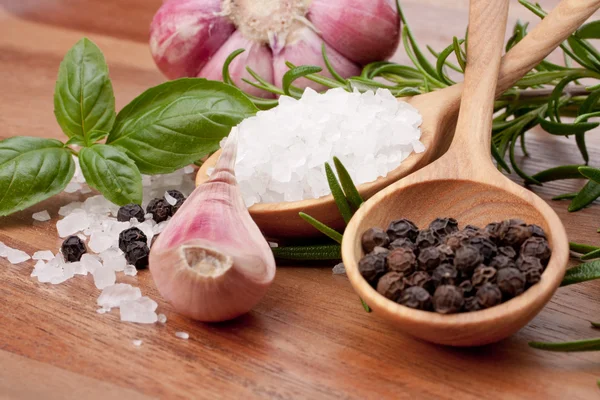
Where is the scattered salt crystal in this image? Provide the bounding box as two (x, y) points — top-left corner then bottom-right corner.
(64, 181), (82, 193)
(80, 185), (92, 194)
(134, 221), (155, 246)
(157, 314), (167, 324)
(71, 261), (87, 275)
(0, 241), (7, 257)
(123, 265), (138, 276)
(32, 250), (55, 261)
(88, 231), (115, 253)
(81, 254), (102, 274)
(332, 263), (346, 275)
(164, 191), (177, 206)
(6, 248), (30, 264)
(183, 165), (194, 174)
(268, 242), (278, 248)
(143, 213), (153, 221)
(97, 283), (142, 309)
(50, 261), (75, 284)
(175, 331), (189, 340)
(132, 339), (143, 347)
(96, 308), (107, 314)
(31, 260), (46, 277)
(32, 210), (51, 222)
(100, 249), (126, 272)
(77, 233), (88, 242)
(93, 265), (116, 289)
(56, 210), (90, 237)
(58, 202), (83, 217)
(120, 296), (158, 324)
(153, 221), (169, 235)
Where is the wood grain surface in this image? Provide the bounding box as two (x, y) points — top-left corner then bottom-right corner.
(1, 0), (600, 398)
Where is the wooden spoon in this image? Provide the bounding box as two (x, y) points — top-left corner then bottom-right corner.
(341, 0), (569, 347)
(197, 0), (600, 238)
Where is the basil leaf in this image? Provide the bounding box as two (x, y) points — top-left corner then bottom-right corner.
(79, 144), (142, 206)
(106, 78), (258, 175)
(0, 137), (75, 216)
(53, 38), (116, 145)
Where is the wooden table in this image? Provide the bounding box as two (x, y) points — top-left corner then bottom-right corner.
(1, 0), (600, 398)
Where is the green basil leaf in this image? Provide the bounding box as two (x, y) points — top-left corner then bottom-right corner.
(0, 137), (74, 216)
(538, 118), (599, 136)
(562, 260), (600, 286)
(106, 78), (258, 175)
(65, 137), (85, 146)
(578, 21), (600, 39)
(569, 180), (600, 212)
(87, 130), (109, 144)
(53, 38), (116, 145)
(79, 144), (142, 206)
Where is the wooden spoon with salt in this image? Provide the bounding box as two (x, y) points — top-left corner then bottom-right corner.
(198, 0), (600, 238)
(341, 0), (569, 347)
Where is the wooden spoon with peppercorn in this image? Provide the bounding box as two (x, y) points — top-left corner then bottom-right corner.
(196, 0), (600, 238)
(341, 0), (569, 347)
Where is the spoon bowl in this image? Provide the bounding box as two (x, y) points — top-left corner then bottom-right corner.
(197, 0), (600, 239)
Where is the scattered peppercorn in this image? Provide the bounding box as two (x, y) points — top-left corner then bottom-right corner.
(398, 286), (432, 311)
(387, 219), (419, 242)
(358, 217), (550, 314)
(361, 228), (390, 253)
(429, 217), (458, 238)
(166, 190), (185, 202)
(117, 203), (145, 223)
(476, 283), (502, 309)
(61, 236), (87, 262)
(119, 227), (148, 252)
(146, 198), (172, 223)
(376, 272), (405, 301)
(358, 253), (387, 287)
(125, 241), (150, 269)
(387, 248), (416, 274)
(496, 267), (526, 299)
(433, 285), (464, 314)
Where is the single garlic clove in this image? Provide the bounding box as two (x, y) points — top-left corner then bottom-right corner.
(149, 133), (276, 322)
(199, 30), (275, 98)
(150, 0), (235, 79)
(308, 0), (400, 65)
(272, 27), (360, 91)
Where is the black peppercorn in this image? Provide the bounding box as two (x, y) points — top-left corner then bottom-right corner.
(125, 241), (150, 269)
(437, 244), (454, 264)
(61, 235), (87, 262)
(119, 227), (148, 252)
(516, 256), (544, 286)
(459, 280), (475, 297)
(523, 264), (543, 286)
(117, 203), (145, 223)
(432, 264), (459, 286)
(404, 271), (435, 293)
(417, 246), (445, 271)
(398, 286), (432, 310)
(521, 237), (551, 266)
(489, 255), (516, 270)
(528, 224), (547, 239)
(388, 238), (417, 252)
(466, 236), (497, 264)
(415, 229), (439, 250)
(497, 246), (517, 259)
(387, 248), (416, 274)
(501, 224), (532, 248)
(484, 222), (503, 241)
(444, 231), (469, 251)
(372, 246), (390, 256)
(429, 217), (459, 238)
(463, 296), (480, 312)
(472, 265), (497, 288)
(358, 253), (387, 286)
(386, 219), (419, 242)
(166, 190), (185, 202)
(453, 244), (483, 275)
(376, 272), (406, 301)
(476, 283), (502, 309)
(146, 198), (172, 223)
(463, 225), (483, 237)
(172, 198), (185, 214)
(433, 285), (464, 314)
(496, 267), (526, 299)
(361, 228), (390, 254)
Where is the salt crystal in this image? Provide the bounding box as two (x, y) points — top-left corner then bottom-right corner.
(32, 250), (55, 261)
(56, 210), (90, 237)
(71, 262), (87, 275)
(164, 191), (177, 206)
(268, 242), (278, 248)
(175, 331), (189, 340)
(64, 181), (82, 193)
(50, 261), (75, 284)
(332, 263), (346, 275)
(32, 210), (51, 222)
(31, 260), (46, 277)
(97, 283), (142, 309)
(183, 166), (195, 174)
(77, 233), (88, 242)
(6, 248), (30, 264)
(158, 314), (167, 324)
(132, 339), (143, 347)
(123, 265), (138, 276)
(80, 185), (92, 194)
(93, 265), (116, 289)
(153, 221), (169, 235)
(58, 202), (83, 216)
(100, 249), (126, 272)
(120, 296), (158, 324)
(96, 308), (107, 314)
(88, 231), (115, 253)
(81, 254), (102, 274)
(0, 241), (6, 257)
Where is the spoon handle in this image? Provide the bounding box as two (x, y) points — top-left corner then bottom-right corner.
(448, 0), (509, 158)
(497, 0), (600, 95)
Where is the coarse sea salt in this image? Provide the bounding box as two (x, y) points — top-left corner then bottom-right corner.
(175, 331), (189, 340)
(97, 283), (142, 310)
(214, 88), (423, 207)
(32, 210), (51, 222)
(120, 296), (158, 324)
(132, 339), (143, 347)
(32, 250), (55, 261)
(6, 248), (30, 264)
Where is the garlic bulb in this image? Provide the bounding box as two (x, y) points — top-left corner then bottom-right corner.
(150, 0), (400, 94)
(149, 133), (276, 322)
